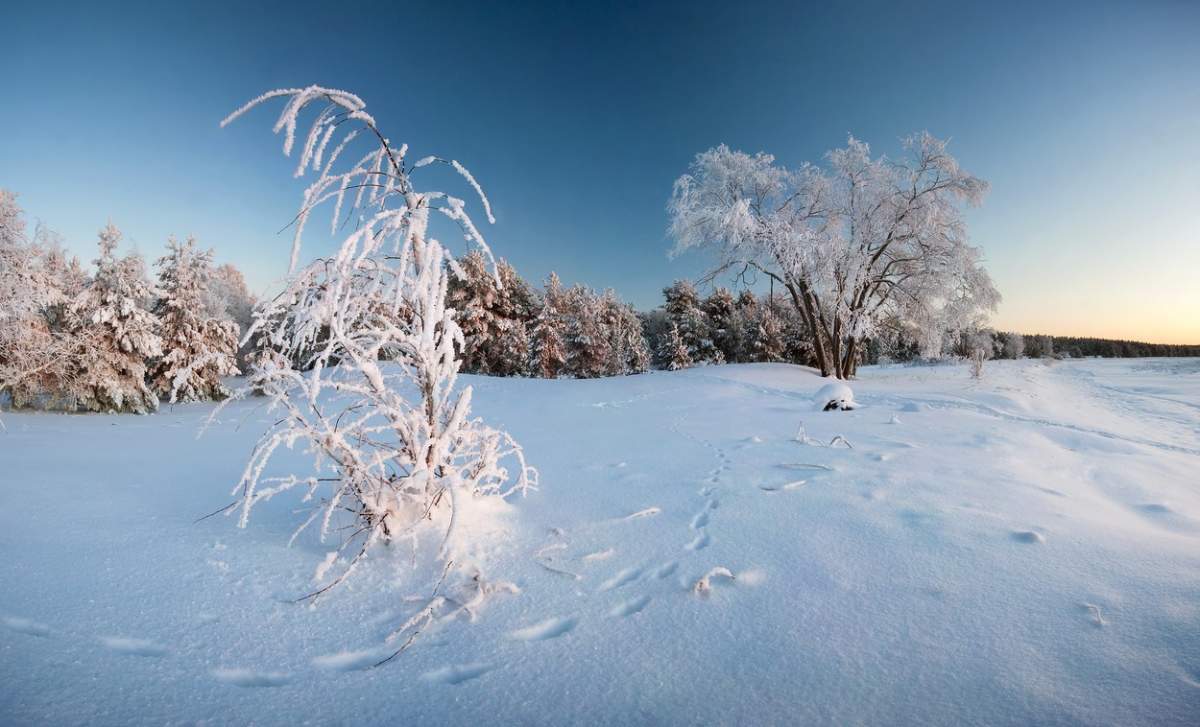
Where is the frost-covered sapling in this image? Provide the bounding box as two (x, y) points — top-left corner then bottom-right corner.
(217, 87), (536, 636)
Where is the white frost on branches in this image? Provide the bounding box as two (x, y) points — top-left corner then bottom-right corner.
(669, 133), (999, 378)
(218, 86), (535, 607)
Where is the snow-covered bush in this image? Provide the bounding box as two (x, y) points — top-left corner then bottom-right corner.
(151, 236), (240, 402)
(218, 86), (536, 609)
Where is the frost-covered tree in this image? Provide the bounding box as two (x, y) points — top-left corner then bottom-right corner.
(207, 263), (257, 366)
(0, 192), (60, 407)
(71, 223), (163, 413)
(754, 305), (787, 362)
(600, 290), (651, 376)
(966, 329), (995, 379)
(563, 284), (611, 378)
(217, 87), (535, 633)
(1000, 331), (1025, 360)
(447, 251), (536, 376)
(663, 280), (719, 364)
(151, 236), (240, 402)
(669, 134), (999, 378)
(657, 322), (692, 370)
(703, 288), (737, 363)
(529, 272), (567, 378)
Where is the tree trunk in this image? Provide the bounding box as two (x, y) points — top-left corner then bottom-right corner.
(842, 337), (859, 379)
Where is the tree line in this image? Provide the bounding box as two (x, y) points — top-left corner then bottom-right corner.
(0, 190), (254, 413)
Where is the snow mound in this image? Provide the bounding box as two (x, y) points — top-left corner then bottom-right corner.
(814, 381), (858, 411)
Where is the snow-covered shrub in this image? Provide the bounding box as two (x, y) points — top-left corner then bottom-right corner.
(151, 236), (240, 402)
(218, 86), (536, 607)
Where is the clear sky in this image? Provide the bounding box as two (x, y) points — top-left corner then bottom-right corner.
(3, 0), (1197, 343)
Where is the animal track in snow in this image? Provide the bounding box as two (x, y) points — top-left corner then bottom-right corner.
(654, 561), (678, 578)
(99, 636), (167, 657)
(212, 668), (292, 687)
(778, 463), (834, 472)
(685, 532), (711, 551)
(599, 567), (643, 591)
(609, 595), (652, 618)
(690, 511), (710, 530)
(1081, 603), (1106, 627)
(759, 479), (806, 493)
(312, 648), (388, 671)
(1, 616), (51, 637)
(1011, 530), (1045, 544)
(507, 616), (578, 641)
(422, 663), (493, 684)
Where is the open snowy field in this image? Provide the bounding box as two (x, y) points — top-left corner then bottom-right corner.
(1, 357), (1198, 725)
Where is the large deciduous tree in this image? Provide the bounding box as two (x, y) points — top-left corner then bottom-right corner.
(668, 134), (999, 378)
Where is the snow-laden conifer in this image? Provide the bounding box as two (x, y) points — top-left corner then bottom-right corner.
(151, 236), (240, 403)
(71, 223), (162, 413)
(530, 272), (567, 378)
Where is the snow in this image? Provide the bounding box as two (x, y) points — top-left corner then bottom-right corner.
(2, 357), (1199, 724)
(813, 380), (857, 410)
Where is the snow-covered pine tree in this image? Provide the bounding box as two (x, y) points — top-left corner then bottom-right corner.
(726, 290), (758, 363)
(703, 288), (737, 363)
(70, 223), (162, 413)
(600, 290), (650, 375)
(491, 259), (537, 376)
(446, 250), (496, 373)
(663, 279), (719, 364)
(218, 87), (535, 627)
(151, 236), (240, 403)
(754, 304), (787, 362)
(529, 272), (567, 378)
(657, 322), (692, 370)
(563, 284), (611, 378)
(0, 190), (58, 408)
(446, 252), (536, 376)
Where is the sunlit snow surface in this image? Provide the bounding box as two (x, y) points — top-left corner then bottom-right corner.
(2, 358), (1198, 725)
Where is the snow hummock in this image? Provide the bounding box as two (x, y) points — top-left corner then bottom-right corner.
(814, 380), (858, 410)
(2, 358), (1199, 725)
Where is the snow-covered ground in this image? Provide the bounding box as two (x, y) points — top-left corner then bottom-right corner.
(2, 358), (1198, 725)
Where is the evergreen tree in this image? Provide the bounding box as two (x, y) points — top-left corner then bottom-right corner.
(151, 236), (240, 403)
(663, 279), (717, 364)
(563, 285), (610, 378)
(703, 288), (737, 362)
(71, 223), (163, 413)
(657, 322), (692, 371)
(754, 305), (787, 362)
(530, 272), (567, 378)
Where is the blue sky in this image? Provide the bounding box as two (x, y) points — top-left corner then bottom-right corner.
(3, 0), (1197, 342)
